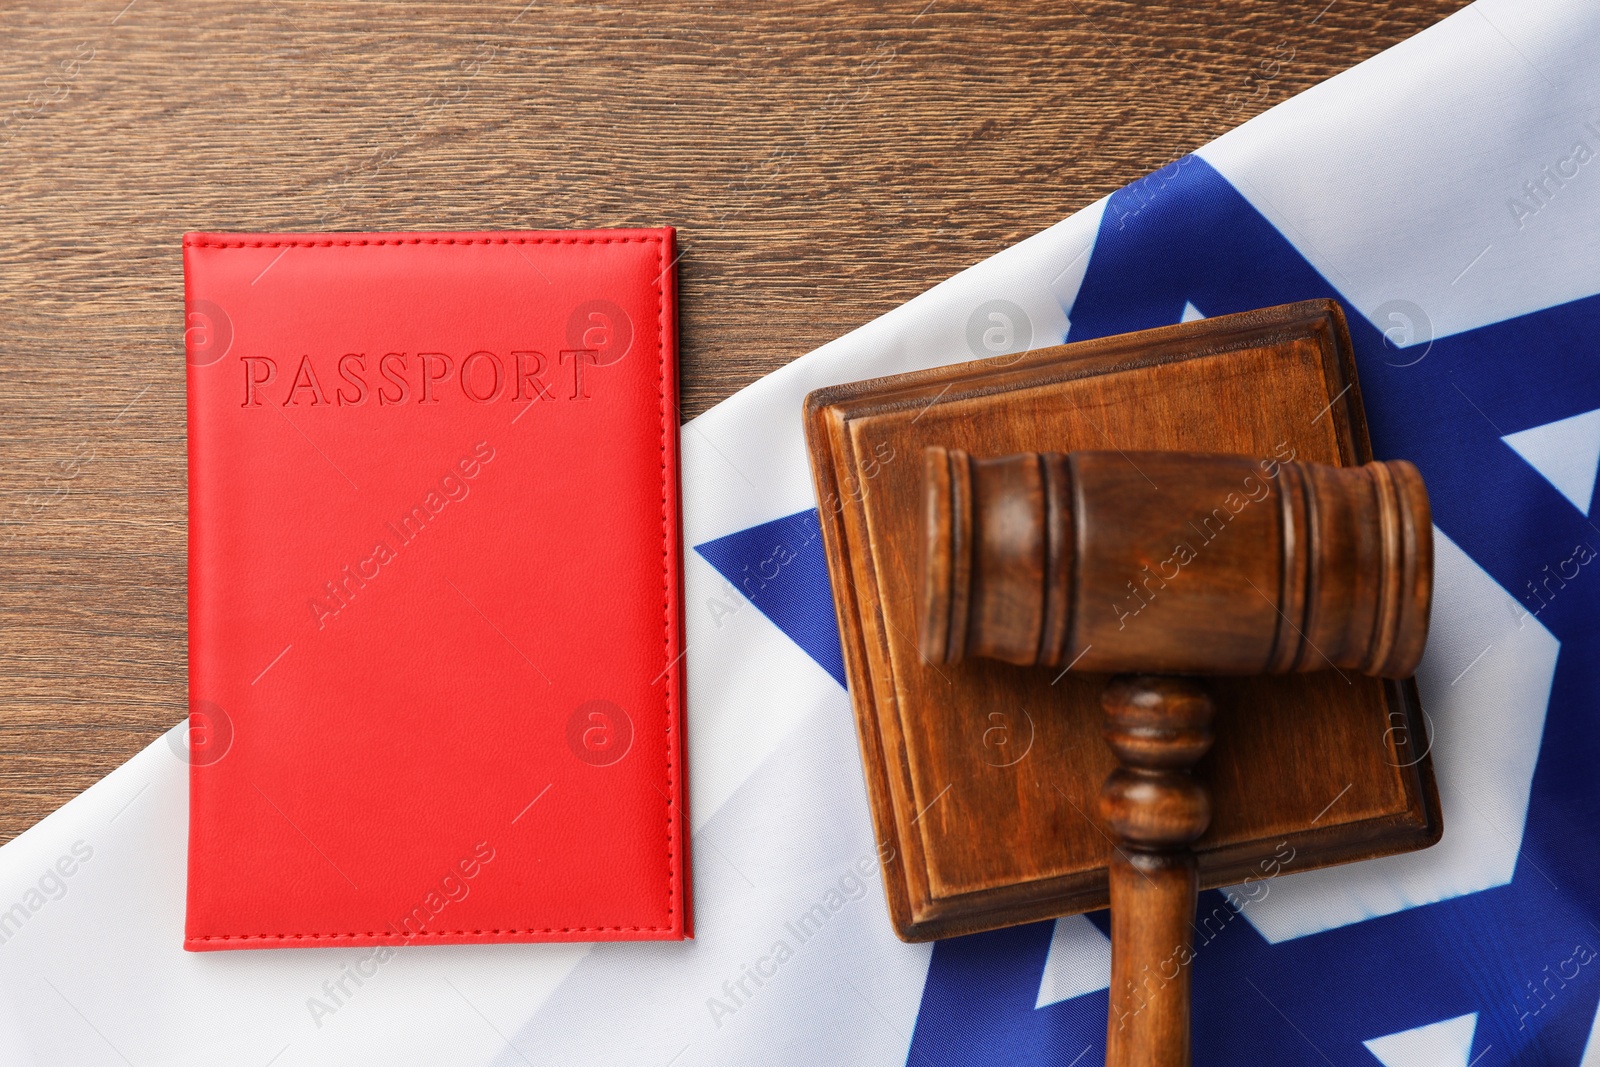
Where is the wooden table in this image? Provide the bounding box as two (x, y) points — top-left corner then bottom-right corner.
(0, 0), (1468, 842)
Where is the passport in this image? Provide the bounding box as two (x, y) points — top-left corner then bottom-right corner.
(182, 229), (689, 949)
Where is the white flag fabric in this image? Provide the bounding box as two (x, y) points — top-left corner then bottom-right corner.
(4, 1), (1600, 1063)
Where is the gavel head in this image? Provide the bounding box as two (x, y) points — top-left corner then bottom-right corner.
(920, 448), (1432, 678)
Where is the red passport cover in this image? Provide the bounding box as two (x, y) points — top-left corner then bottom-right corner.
(183, 229), (689, 949)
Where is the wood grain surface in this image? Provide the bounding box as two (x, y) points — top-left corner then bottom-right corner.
(0, 0), (1468, 842)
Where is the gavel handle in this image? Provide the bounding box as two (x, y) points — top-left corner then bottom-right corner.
(1098, 676), (1216, 1067)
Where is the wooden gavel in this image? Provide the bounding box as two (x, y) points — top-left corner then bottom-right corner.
(919, 447), (1432, 1067)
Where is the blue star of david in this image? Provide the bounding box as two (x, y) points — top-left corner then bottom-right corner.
(696, 157), (1600, 1066)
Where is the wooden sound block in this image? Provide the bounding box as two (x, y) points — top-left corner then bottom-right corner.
(803, 299), (1441, 942)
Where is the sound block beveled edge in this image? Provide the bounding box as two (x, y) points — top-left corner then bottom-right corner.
(803, 300), (1442, 942)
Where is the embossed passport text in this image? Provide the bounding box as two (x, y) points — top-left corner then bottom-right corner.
(183, 230), (689, 949)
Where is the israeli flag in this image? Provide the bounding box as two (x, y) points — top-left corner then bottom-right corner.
(2, 1), (1598, 1064)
